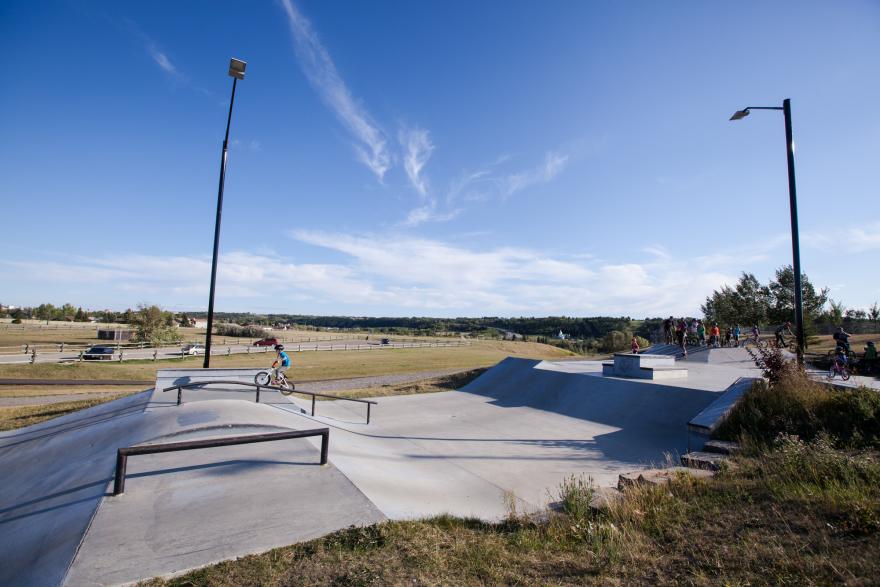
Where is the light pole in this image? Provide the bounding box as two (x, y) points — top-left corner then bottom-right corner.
(730, 98), (804, 363)
(204, 58), (246, 368)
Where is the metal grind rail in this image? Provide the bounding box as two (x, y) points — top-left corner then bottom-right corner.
(113, 427), (329, 495)
(162, 380), (378, 423)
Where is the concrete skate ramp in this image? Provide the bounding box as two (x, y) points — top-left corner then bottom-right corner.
(0, 392), (383, 587)
(297, 357), (730, 521)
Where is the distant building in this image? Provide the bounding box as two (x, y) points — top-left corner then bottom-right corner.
(192, 319), (208, 329)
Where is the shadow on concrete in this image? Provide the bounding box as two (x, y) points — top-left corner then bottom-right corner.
(0, 458), (314, 525)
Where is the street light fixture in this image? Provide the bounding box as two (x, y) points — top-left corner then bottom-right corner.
(204, 58), (246, 368)
(729, 98), (805, 362)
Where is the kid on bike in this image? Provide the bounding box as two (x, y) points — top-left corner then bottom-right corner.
(775, 322), (793, 348)
(271, 344), (291, 384)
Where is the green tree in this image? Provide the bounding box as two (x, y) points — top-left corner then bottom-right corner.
(827, 299), (845, 325)
(767, 265), (828, 333)
(869, 302), (880, 324)
(74, 307), (88, 322)
(60, 303), (77, 321)
(130, 304), (181, 345)
(701, 272), (769, 327)
(34, 303), (56, 321)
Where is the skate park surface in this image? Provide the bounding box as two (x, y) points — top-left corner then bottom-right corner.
(0, 347), (761, 586)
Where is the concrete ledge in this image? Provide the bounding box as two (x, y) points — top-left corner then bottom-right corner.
(604, 353), (687, 380)
(687, 377), (759, 451)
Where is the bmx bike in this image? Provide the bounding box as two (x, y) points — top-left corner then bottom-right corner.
(827, 361), (851, 382)
(254, 369), (295, 394)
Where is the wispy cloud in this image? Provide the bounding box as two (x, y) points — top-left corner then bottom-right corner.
(502, 151), (569, 197)
(400, 203), (461, 228)
(280, 0), (392, 180)
(149, 48), (179, 77)
(8, 229), (857, 316)
(400, 127), (433, 196)
(804, 222), (880, 253)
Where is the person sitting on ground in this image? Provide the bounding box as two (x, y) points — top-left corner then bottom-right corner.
(631, 336), (640, 354)
(710, 323), (721, 347)
(833, 327), (852, 354)
(775, 321), (793, 348)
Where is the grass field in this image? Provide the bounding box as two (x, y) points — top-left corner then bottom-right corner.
(0, 340), (576, 383)
(0, 385), (149, 399)
(0, 393), (137, 431)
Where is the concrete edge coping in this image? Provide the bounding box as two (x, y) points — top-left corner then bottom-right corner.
(687, 376), (759, 434)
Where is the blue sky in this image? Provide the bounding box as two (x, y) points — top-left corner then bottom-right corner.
(1, 0), (878, 317)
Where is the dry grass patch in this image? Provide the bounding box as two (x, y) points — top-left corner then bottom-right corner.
(0, 385), (148, 398)
(0, 393), (136, 431)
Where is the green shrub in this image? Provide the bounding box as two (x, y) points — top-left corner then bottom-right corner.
(717, 371), (880, 449)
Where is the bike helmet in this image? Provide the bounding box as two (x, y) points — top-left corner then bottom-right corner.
(275, 344), (284, 351)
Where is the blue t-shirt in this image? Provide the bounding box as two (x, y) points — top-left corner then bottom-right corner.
(279, 351), (290, 367)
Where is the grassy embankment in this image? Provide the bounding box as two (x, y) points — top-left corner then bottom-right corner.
(143, 371), (880, 586)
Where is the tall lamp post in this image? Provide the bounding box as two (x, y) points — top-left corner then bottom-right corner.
(204, 58), (246, 368)
(730, 98), (804, 363)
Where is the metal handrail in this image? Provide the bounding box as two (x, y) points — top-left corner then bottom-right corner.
(161, 380), (377, 423)
(113, 427), (329, 495)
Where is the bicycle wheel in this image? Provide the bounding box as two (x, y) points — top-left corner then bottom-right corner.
(827, 368), (835, 380)
(279, 378), (295, 395)
(841, 369), (851, 381)
(254, 371), (271, 386)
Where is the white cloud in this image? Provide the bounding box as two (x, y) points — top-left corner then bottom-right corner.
(503, 151), (569, 197)
(805, 223), (880, 253)
(400, 127), (434, 196)
(280, 0), (392, 180)
(2, 233), (782, 316)
(150, 49), (178, 76)
(400, 204), (461, 227)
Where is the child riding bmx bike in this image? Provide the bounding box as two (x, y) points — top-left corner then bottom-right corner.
(253, 344), (294, 393)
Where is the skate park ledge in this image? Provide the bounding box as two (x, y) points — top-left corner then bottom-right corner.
(687, 376), (760, 451)
(602, 353), (688, 380)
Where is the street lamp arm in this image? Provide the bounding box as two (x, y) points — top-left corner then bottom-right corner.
(742, 106), (784, 111)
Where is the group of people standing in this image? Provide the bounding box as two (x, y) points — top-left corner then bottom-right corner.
(662, 317), (750, 359)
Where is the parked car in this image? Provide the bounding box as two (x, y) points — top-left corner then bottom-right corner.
(83, 345), (115, 361)
(253, 338), (279, 347)
(380, 338), (391, 345)
(181, 344), (205, 356)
